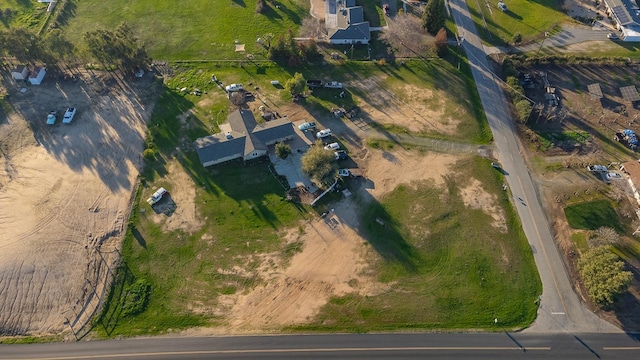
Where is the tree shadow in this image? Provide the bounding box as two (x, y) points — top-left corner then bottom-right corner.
(131, 227), (147, 248)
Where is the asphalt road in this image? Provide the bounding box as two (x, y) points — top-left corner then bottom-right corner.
(1, 333), (638, 359)
(447, 0), (621, 333)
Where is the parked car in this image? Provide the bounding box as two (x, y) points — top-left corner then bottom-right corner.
(338, 169), (351, 177)
(316, 129), (332, 138)
(306, 79), (323, 88)
(383, 3), (390, 16)
(62, 107), (77, 124)
(298, 121), (317, 131)
(334, 150), (348, 160)
(46, 110), (58, 125)
(607, 32), (619, 40)
(324, 142), (340, 150)
(147, 187), (168, 205)
(225, 83), (244, 92)
(134, 69), (145, 78)
(324, 81), (343, 89)
(497, 1), (507, 11)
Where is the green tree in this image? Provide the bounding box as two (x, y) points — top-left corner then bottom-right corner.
(515, 100), (532, 122)
(422, 0), (446, 35)
(2, 28), (43, 64)
(578, 246), (633, 307)
(84, 23), (150, 74)
(285, 72), (306, 97)
(301, 140), (338, 187)
(275, 142), (292, 159)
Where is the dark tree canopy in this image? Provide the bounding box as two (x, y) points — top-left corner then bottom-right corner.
(422, 0), (446, 35)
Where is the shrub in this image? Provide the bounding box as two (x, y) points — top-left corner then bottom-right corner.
(512, 33), (522, 44)
(122, 279), (151, 317)
(515, 100), (532, 122)
(143, 148), (156, 160)
(275, 142), (292, 159)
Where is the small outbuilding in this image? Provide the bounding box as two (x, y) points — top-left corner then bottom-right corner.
(28, 67), (46, 85)
(11, 65), (29, 80)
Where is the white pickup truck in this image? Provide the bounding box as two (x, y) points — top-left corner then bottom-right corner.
(324, 81), (343, 89)
(147, 187), (168, 205)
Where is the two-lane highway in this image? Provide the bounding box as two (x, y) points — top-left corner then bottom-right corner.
(1, 333), (639, 359)
(447, 0), (620, 333)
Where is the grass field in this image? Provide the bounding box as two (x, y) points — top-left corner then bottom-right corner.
(564, 199), (624, 232)
(62, 0), (310, 60)
(465, 0), (566, 45)
(295, 157), (541, 331)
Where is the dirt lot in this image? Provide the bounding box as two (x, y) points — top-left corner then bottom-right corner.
(0, 70), (158, 336)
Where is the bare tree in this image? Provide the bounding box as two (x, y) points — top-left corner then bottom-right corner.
(378, 15), (434, 57)
(588, 227), (622, 247)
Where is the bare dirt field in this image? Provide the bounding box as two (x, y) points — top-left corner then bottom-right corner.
(0, 70), (158, 336)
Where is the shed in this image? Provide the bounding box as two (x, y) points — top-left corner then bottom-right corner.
(28, 67), (46, 85)
(11, 65), (29, 80)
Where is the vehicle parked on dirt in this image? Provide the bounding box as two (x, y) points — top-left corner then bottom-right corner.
(225, 83), (244, 92)
(62, 107), (77, 124)
(46, 110), (58, 125)
(324, 142), (340, 150)
(587, 165), (608, 173)
(147, 187), (168, 205)
(316, 129), (332, 138)
(298, 121), (317, 131)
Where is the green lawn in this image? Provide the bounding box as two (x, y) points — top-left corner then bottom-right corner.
(465, 0), (567, 45)
(564, 199), (624, 232)
(295, 157), (541, 331)
(62, 0), (310, 60)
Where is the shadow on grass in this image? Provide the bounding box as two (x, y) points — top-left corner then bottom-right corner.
(359, 191), (420, 272)
(93, 263), (135, 337)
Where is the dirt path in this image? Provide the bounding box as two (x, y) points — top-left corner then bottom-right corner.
(0, 72), (156, 336)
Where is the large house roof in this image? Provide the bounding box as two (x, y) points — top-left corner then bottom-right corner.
(195, 109), (295, 165)
(605, 0), (640, 27)
(327, 1), (370, 42)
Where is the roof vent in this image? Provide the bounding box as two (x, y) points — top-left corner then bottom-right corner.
(225, 132), (232, 139)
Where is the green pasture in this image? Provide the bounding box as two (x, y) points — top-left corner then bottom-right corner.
(62, 0), (310, 60)
(465, 0), (566, 45)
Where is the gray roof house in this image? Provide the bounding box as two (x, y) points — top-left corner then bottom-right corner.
(327, 0), (370, 45)
(603, 0), (640, 41)
(195, 109), (295, 167)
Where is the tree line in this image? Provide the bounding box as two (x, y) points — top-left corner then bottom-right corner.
(0, 22), (150, 76)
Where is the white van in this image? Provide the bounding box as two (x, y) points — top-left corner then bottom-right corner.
(316, 129), (332, 138)
(324, 142), (340, 150)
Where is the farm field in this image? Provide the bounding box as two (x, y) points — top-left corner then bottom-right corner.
(93, 58), (539, 336)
